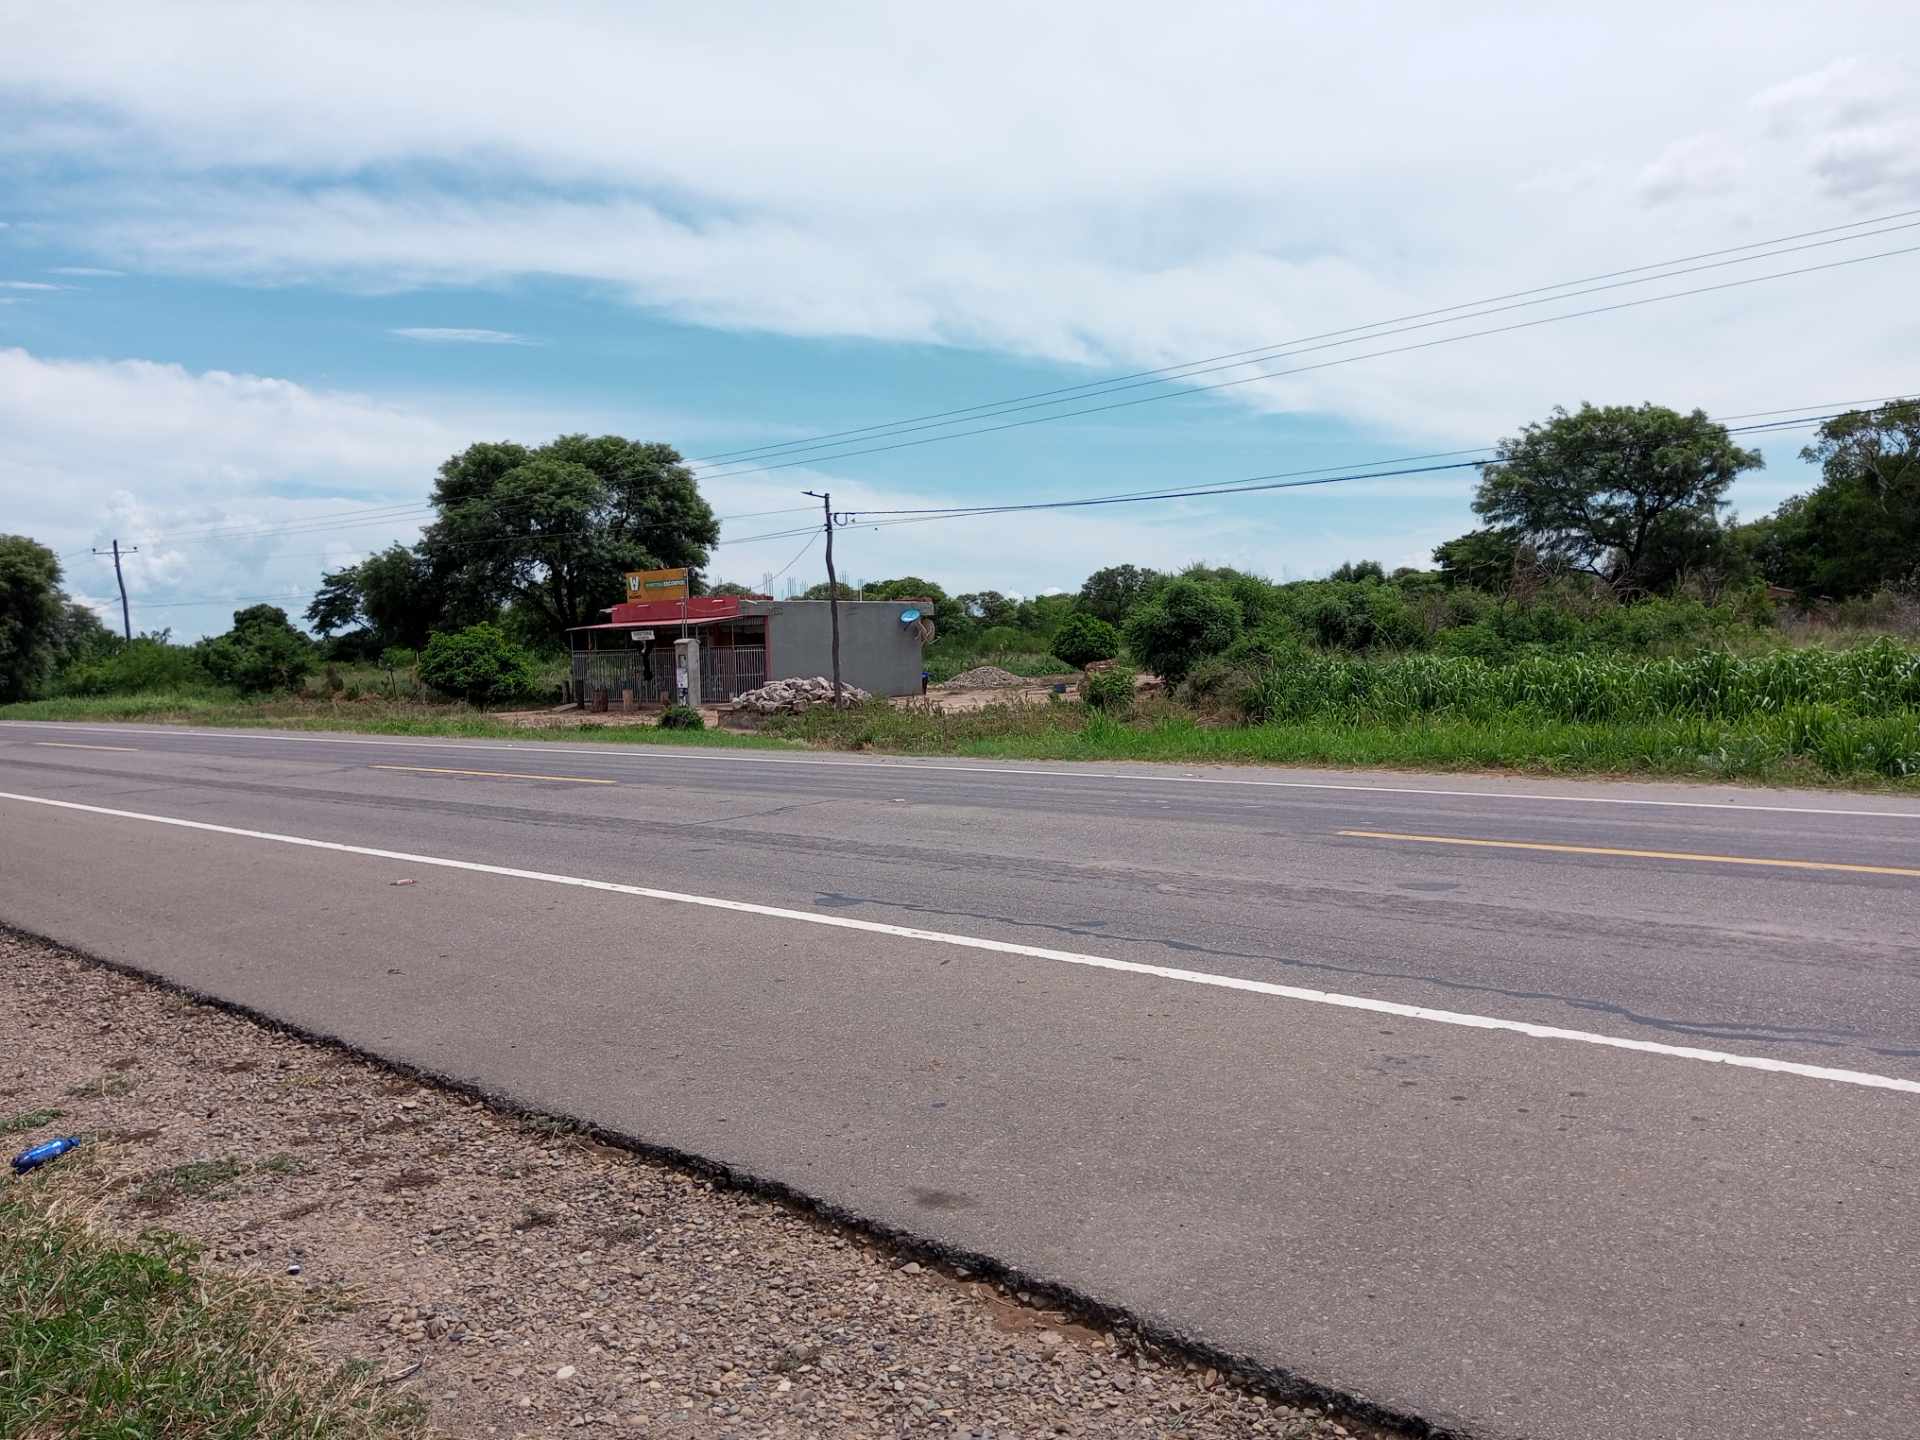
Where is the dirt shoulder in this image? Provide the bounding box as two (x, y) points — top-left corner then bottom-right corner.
(1, 931), (1361, 1440)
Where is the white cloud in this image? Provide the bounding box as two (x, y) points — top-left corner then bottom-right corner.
(0, 281), (65, 290)
(2, 6), (1916, 617)
(0, 344), (1452, 635)
(389, 326), (533, 345)
(1635, 136), (1744, 206)
(48, 266), (124, 277)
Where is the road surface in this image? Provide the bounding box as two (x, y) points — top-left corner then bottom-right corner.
(2, 720), (1917, 1438)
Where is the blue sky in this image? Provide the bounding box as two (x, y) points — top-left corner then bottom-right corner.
(3, 3), (1918, 637)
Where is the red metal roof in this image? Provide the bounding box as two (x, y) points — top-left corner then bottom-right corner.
(570, 615), (739, 632)
(603, 596), (745, 626)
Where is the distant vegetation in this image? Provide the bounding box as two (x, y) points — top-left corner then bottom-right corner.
(3, 401), (1917, 784)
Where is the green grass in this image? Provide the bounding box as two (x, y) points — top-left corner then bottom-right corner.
(2, 1108), (65, 1136)
(0, 1179), (428, 1439)
(769, 698), (1920, 788)
(0, 689), (800, 751)
(10, 640), (1919, 788)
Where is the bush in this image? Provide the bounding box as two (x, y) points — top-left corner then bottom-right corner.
(418, 623), (539, 706)
(1051, 612), (1122, 669)
(1080, 663), (1137, 712)
(55, 637), (208, 696)
(1432, 623), (1514, 664)
(1123, 579), (1242, 683)
(659, 704), (705, 731)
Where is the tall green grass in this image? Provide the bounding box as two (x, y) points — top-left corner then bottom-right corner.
(1239, 638), (1920, 724)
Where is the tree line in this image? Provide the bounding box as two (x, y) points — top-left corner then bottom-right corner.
(1, 399), (1915, 705)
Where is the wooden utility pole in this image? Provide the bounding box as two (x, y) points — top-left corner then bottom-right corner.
(93, 539), (137, 640)
(802, 490), (842, 704)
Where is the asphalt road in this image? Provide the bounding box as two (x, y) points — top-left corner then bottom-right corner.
(2, 719), (1917, 1437)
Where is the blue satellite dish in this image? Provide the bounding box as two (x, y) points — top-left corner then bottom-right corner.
(898, 607), (923, 623)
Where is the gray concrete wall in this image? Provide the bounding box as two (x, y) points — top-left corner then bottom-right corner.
(753, 600), (925, 697)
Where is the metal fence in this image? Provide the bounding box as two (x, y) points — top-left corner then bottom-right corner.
(703, 645), (766, 699)
(572, 646), (766, 705)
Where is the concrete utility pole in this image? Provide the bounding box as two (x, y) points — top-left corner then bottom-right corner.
(802, 490), (843, 705)
(93, 539), (138, 641)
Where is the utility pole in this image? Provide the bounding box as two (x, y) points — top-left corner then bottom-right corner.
(93, 539), (137, 641)
(802, 490), (843, 705)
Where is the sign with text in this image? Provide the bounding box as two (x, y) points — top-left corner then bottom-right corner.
(624, 567), (689, 601)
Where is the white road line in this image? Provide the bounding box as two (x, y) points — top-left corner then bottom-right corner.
(4, 787), (1916, 1098)
(4, 721), (1919, 821)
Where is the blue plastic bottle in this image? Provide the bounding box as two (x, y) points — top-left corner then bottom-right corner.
(11, 1136), (81, 1174)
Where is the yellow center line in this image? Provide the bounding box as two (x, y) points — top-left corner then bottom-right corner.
(1337, 829), (1920, 879)
(369, 764), (617, 786)
(34, 742), (140, 752)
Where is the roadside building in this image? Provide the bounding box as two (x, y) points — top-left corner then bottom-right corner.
(568, 595), (930, 706)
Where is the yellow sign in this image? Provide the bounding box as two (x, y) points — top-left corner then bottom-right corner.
(624, 567), (689, 600)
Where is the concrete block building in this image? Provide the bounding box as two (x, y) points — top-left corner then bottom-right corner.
(569, 595), (929, 705)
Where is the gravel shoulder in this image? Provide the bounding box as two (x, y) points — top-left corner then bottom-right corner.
(1, 930), (1366, 1440)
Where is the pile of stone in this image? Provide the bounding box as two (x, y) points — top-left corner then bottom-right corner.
(732, 676), (872, 713)
(942, 665), (1027, 689)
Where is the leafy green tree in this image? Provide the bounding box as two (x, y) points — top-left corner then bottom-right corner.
(1122, 577), (1242, 683)
(1051, 612), (1122, 668)
(194, 605), (314, 694)
(1472, 403), (1761, 593)
(1433, 528), (1525, 590)
(706, 581), (763, 598)
(954, 590), (1017, 627)
(418, 623), (540, 706)
(421, 435), (719, 644)
(0, 535), (66, 701)
(863, 576), (947, 603)
(802, 580), (859, 600)
(1329, 559), (1386, 583)
(305, 564), (365, 637)
(1013, 593), (1077, 637)
(1763, 401), (1920, 597)
(1077, 564), (1162, 624)
(358, 544), (448, 647)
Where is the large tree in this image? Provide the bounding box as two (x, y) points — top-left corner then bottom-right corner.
(1078, 564), (1161, 624)
(0, 535), (68, 702)
(1470, 403), (1761, 594)
(307, 544), (448, 649)
(1762, 400), (1920, 598)
(420, 435), (719, 643)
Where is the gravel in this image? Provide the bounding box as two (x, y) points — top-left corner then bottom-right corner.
(0, 930), (1361, 1440)
(939, 667), (1029, 690)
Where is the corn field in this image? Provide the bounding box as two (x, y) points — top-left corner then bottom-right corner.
(1238, 638), (1920, 778)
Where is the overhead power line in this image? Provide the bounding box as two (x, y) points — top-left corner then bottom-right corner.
(685, 208), (1920, 472)
(124, 397), (1911, 615)
(682, 242), (1920, 481)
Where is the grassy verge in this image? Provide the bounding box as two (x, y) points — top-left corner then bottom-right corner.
(0, 1164), (425, 1439)
(0, 690), (798, 750)
(8, 684), (1919, 789)
(766, 698), (1920, 788)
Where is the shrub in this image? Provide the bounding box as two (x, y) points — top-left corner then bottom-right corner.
(1051, 612), (1122, 669)
(1433, 623), (1514, 664)
(1123, 579), (1242, 683)
(55, 637), (208, 696)
(418, 623), (539, 706)
(659, 704), (705, 731)
(1080, 663), (1137, 712)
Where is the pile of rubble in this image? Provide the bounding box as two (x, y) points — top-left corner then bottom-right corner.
(941, 665), (1028, 689)
(731, 676), (872, 713)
